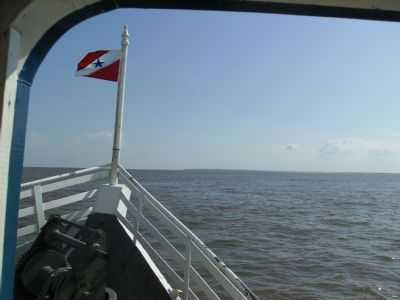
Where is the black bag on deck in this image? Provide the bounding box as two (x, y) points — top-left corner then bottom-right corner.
(14, 215), (109, 300)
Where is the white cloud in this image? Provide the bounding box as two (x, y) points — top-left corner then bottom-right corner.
(88, 130), (113, 139)
(319, 137), (400, 159)
(285, 144), (298, 151)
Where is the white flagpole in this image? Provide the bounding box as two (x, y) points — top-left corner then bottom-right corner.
(110, 25), (129, 185)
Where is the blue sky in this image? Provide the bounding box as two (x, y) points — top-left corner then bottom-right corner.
(24, 8), (400, 172)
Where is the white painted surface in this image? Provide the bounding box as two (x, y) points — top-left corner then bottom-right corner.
(33, 185), (45, 229)
(17, 224), (36, 238)
(94, 184), (129, 216)
(110, 26), (129, 185)
(4, 0), (400, 295)
(44, 189), (97, 210)
(21, 165), (109, 189)
(183, 237), (192, 300)
(0, 0), (101, 284)
(0, 27), (21, 285)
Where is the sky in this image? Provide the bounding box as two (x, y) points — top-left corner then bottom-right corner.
(24, 8), (400, 172)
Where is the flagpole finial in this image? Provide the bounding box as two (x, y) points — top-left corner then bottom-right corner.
(122, 25), (129, 46)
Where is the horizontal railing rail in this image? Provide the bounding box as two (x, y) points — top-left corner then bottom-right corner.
(17, 165), (109, 241)
(20, 165), (110, 199)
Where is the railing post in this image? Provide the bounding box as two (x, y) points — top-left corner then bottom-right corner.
(184, 236), (192, 300)
(134, 194), (143, 243)
(33, 185), (46, 229)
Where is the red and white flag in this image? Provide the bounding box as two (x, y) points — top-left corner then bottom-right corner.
(76, 50), (121, 82)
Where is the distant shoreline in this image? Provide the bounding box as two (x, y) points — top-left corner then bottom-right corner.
(22, 166), (400, 175)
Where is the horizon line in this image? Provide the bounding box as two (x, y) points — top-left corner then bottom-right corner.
(22, 165), (400, 175)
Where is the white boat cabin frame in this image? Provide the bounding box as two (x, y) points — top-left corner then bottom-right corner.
(2, 1), (400, 299)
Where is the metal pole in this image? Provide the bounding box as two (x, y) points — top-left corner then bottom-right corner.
(183, 236), (192, 300)
(110, 25), (129, 185)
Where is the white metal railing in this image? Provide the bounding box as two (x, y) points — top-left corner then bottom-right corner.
(17, 165), (110, 241)
(17, 164), (259, 300)
(117, 166), (259, 300)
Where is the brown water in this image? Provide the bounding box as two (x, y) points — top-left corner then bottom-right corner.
(22, 167), (400, 299)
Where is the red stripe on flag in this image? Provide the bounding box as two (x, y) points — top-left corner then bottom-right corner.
(77, 50), (108, 70)
(85, 60), (120, 82)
